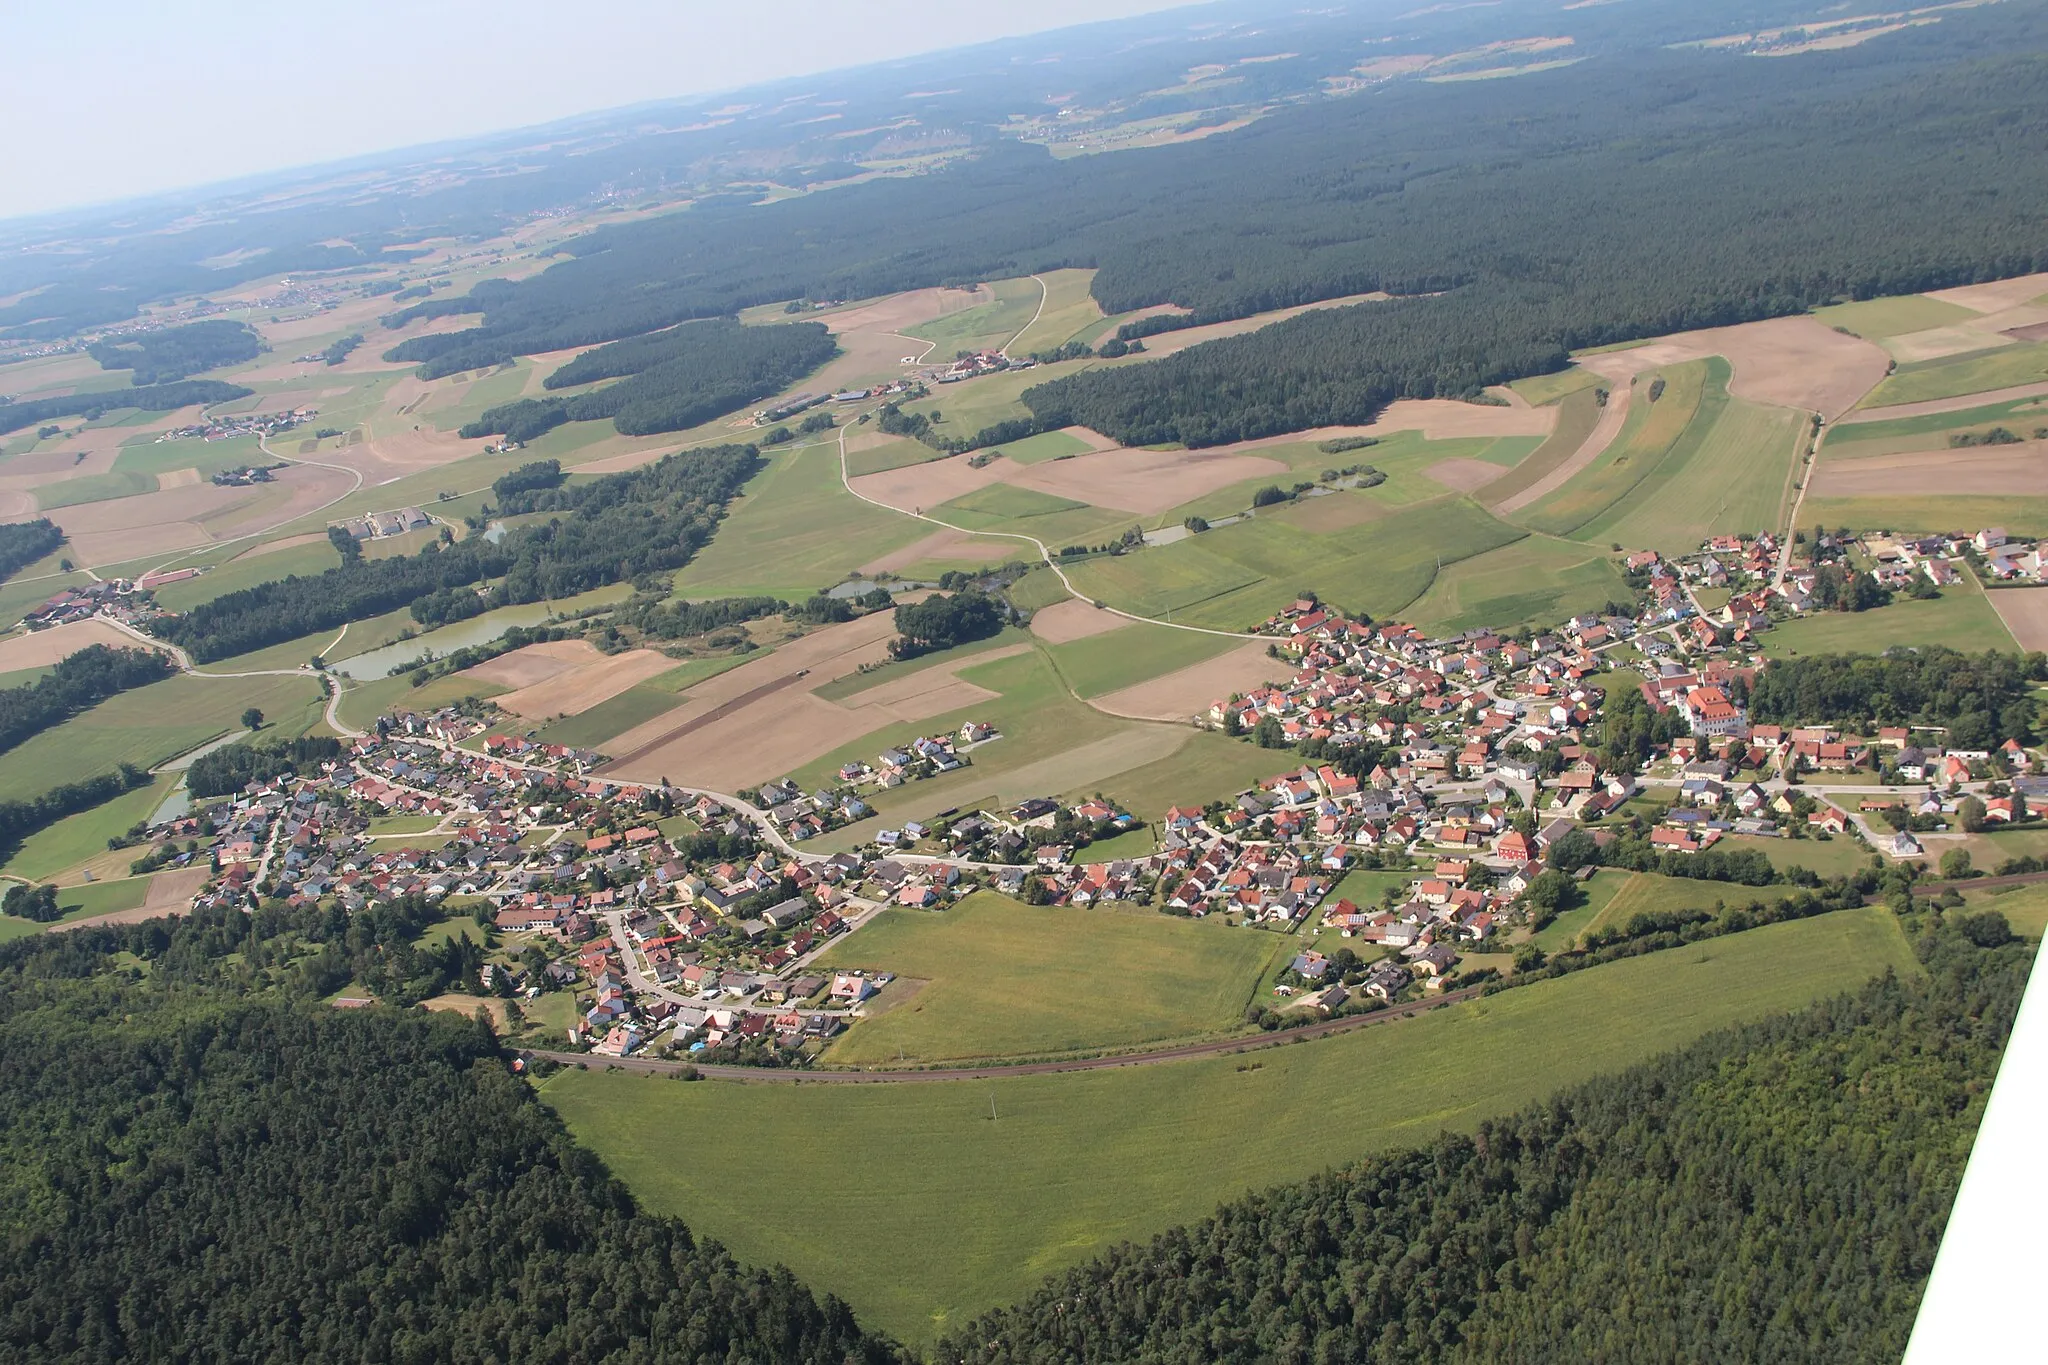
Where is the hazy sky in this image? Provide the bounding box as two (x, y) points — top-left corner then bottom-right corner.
(4, 0), (1197, 220)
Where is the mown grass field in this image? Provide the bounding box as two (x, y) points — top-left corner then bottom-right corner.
(1402, 534), (1629, 634)
(992, 429), (1094, 465)
(35, 471), (158, 510)
(1507, 365), (1605, 406)
(1857, 340), (2048, 408)
(3, 774), (174, 881)
(0, 672), (324, 803)
(1004, 269), (1106, 355)
(1961, 882), (2048, 938)
(903, 278), (1046, 358)
(1801, 493), (2048, 540)
(1065, 495), (1527, 630)
(0, 874), (154, 942)
(1093, 732), (1304, 820)
(152, 540), (343, 611)
(936, 484), (1090, 525)
(1721, 833), (1875, 881)
(1811, 294), (1979, 339)
(1578, 870), (1804, 942)
(539, 905), (1915, 1346)
(673, 442), (929, 598)
(530, 686), (681, 750)
(1045, 621), (1248, 698)
(815, 892), (1284, 1064)
(1516, 361), (1709, 536)
(1576, 374), (1803, 554)
(1758, 578), (2016, 657)
(845, 435), (945, 477)
(333, 671), (508, 734)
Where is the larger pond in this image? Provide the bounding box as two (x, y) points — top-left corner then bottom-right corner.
(330, 603), (561, 680)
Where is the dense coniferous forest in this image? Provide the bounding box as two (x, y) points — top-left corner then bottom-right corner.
(85, 320), (261, 384)
(158, 445), (760, 662)
(1741, 649), (2048, 749)
(385, 7), (2048, 445)
(0, 380), (254, 437)
(185, 734), (344, 799)
(0, 907), (906, 1363)
(0, 645), (173, 756)
(448, 319), (837, 435)
(0, 520), (64, 580)
(940, 919), (2025, 1364)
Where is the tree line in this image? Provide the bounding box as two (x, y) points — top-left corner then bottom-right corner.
(156, 444), (761, 662)
(0, 765), (150, 862)
(0, 379), (253, 437)
(940, 917), (2026, 1363)
(0, 643), (172, 757)
(890, 588), (1007, 659)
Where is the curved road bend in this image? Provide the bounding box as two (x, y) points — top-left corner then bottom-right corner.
(527, 982), (1485, 1084)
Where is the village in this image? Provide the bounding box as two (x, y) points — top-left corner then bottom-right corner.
(90, 519), (2045, 1066)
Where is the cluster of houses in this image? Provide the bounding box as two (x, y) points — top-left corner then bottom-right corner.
(334, 507), (433, 542)
(928, 350), (1034, 384)
(154, 406), (315, 444)
(19, 578), (159, 632)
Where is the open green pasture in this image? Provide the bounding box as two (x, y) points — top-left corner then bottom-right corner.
(1759, 578), (2016, 657)
(1575, 377), (1803, 555)
(0, 875), (153, 942)
(1403, 534), (1628, 634)
(531, 686), (681, 750)
(0, 671), (323, 803)
(990, 429), (1093, 465)
(539, 905), (1915, 1346)
(899, 358), (1097, 437)
(151, 540), (342, 611)
(1093, 732), (1304, 819)
(1516, 361), (1709, 537)
(1857, 341), (2048, 409)
(903, 277), (1047, 358)
(1721, 834), (1875, 881)
(935, 484), (1089, 525)
(1803, 493), (2048, 539)
(1507, 365), (1605, 407)
(110, 435), (267, 480)
(815, 891), (1284, 1064)
(1962, 882), (2048, 938)
(673, 443), (928, 598)
(1811, 294), (1979, 339)
(1005, 269), (1107, 356)
(1065, 495), (1527, 631)
(1578, 870), (1804, 942)
(334, 671), (508, 734)
(1044, 621), (1251, 698)
(35, 471), (158, 510)
(3, 774), (175, 881)
(844, 436), (942, 477)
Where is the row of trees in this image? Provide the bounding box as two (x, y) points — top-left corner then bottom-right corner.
(0, 765), (150, 861)
(0, 643), (172, 756)
(1741, 648), (2047, 749)
(941, 919), (2026, 1363)
(157, 444), (762, 662)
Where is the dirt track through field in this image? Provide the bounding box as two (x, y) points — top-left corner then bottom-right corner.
(0, 617), (160, 670)
(1494, 380), (1633, 514)
(1988, 589), (2048, 652)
